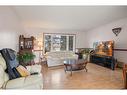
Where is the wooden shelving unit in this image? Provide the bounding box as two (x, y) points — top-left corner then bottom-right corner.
(19, 35), (35, 53)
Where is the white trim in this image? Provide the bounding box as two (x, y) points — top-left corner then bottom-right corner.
(67, 36), (69, 51)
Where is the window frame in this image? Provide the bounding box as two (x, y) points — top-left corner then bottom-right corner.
(43, 33), (76, 53)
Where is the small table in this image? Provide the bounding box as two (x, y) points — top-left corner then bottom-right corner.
(63, 59), (88, 76)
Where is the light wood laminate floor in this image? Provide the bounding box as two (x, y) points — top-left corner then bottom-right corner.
(42, 63), (124, 89)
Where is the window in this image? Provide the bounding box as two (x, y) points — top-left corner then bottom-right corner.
(69, 36), (74, 51)
(44, 34), (75, 53)
(44, 35), (51, 52)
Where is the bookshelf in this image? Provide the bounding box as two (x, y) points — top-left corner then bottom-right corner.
(19, 35), (34, 53)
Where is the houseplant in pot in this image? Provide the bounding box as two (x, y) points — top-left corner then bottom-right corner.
(82, 48), (94, 62)
(17, 52), (36, 66)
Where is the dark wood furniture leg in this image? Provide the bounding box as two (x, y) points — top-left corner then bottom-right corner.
(84, 61), (88, 72)
(64, 64), (73, 76)
(70, 65), (72, 76)
(64, 65), (67, 73)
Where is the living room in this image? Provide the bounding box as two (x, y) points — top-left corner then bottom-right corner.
(0, 2), (127, 95)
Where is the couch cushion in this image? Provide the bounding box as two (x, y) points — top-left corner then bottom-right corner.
(5, 74), (42, 89)
(24, 74), (42, 86)
(26, 65), (41, 73)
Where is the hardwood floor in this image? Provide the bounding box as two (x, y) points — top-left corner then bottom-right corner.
(41, 63), (124, 89)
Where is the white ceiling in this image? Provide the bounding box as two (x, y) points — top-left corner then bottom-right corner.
(13, 6), (127, 31)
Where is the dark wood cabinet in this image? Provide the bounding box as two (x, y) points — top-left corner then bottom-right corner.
(90, 54), (115, 70)
(19, 35), (34, 53)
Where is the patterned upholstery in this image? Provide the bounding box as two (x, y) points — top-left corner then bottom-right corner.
(46, 51), (78, 67)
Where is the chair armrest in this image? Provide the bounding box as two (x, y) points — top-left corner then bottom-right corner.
(72, 54), (78, 59)
(26, 65), (42, 73)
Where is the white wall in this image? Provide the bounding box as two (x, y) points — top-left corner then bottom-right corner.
(86, 17), (127, 63)
(0, 7), (23, 51)
(23, 28), (87, 48)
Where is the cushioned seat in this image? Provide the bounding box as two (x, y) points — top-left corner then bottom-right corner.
(26, 65), (42, 73)
(5, 74), (42, 89)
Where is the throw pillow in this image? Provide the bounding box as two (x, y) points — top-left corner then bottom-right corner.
(16, 65), (30, 77)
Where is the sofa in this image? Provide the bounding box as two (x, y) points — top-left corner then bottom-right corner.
(0, 53), (43, 89)
(46, 51), (78, 67)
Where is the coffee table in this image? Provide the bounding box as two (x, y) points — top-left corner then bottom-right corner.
(63, 59), (88, 76)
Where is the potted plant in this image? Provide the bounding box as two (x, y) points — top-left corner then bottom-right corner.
(82, 48), (93, 62)
(17, 52), (36, 66)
